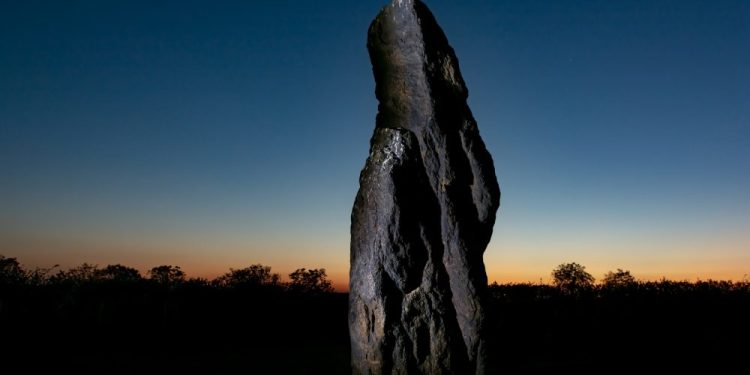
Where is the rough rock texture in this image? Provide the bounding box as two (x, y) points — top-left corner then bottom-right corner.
(349, 1), (501, 374)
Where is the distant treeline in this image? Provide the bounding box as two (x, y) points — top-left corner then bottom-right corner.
(1, 255), (748, 374)
(3, 256), (747, 292)
(0, 254), (349, 374)
(492, 261), (750, 296)
(0, 254), (333, 294)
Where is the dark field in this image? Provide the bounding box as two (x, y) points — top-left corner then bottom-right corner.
(2, 262), (748, 374)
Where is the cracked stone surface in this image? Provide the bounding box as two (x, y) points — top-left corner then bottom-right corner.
(349, 1), (501, 374)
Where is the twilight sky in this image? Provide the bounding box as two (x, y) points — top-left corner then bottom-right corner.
(2, 0), (749, 290)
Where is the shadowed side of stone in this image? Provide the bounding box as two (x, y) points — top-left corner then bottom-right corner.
(350, 1), (500, 374)
(350, 127), (469, 374)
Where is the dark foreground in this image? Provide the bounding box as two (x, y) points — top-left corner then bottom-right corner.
(2, 280), (749, 374)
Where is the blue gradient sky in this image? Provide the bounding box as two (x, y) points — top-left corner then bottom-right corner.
(2, 0), (749, 289)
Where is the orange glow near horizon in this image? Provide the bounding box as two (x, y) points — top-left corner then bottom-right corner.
(5, 241), (749, 292)
(3, 224), (748, 292)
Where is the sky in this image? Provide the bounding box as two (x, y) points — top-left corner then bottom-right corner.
(1, 0), (749, 290)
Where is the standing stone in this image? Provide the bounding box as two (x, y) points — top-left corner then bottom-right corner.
(349, 1), (501, 374)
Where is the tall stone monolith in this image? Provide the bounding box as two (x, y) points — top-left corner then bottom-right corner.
(349, 1), (501, 374)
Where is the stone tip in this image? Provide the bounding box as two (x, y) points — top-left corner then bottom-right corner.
(392, 0), (414, 7)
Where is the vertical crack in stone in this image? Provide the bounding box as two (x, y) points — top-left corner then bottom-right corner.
(350, 1), (500, 374)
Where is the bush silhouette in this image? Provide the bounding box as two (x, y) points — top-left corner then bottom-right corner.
(213, 264), (280, 288)
(0, 255), (27, 286)
(288, 268), (333, 294)
(49, 263), (101, 285)
(97, 264), (143, 283)
(148, 265), (186, 285)
(602, 269), (636, 287)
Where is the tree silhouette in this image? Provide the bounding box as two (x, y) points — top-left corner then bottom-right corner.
(213, 264), (280, 288)
(98, 264), (142, 283)
(50, 263), (101, 285)
(552, 262), (595, 293)
(288, 268), (333, 294)
(602, 269), (636, 287)
(0, 255), (26, 286)
(148, 265), (186, 285)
